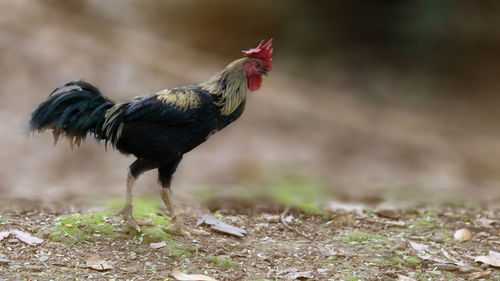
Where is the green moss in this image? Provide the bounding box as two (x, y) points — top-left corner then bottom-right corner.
(404, 256), (422, 266)
(205, 256), (240, 270)
(384, 256), (404, 266)
(442, 271), (458, 279)
(381, 256), (421, 268)
(46, 198), (173, 244)
(140, 226), (171, 243)
(108, 197), (171, 224)
(48, 212), (116, 243)
(409, 218), (436, 229)
(158, 243), (194, 258)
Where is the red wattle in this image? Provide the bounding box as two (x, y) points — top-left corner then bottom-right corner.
(248, 75), (262, 91)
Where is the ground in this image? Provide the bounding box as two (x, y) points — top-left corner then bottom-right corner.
(1, 2), (500, 280)
(0, 196), (498, 280)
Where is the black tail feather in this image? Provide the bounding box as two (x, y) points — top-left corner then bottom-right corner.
(30, 80), (114, 146)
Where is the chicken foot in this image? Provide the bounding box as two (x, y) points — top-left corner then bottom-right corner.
(161, 188), (209, 237)
(117, 172), (153, 232)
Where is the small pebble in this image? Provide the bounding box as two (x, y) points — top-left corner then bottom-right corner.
(259, 214), (280, 223)
(454, 228), (472, 242)
(434, 263), (458, 271)
(476, 231), (489, 237)
(25, 265), (44, 272)
(132, 248), (148, 254)
(39, 256), (49, 262)
(126, 266), (138, 273)
(373, 207), (401, 219)
(486, 211), (496, 219)
(458, 265), (475, 273)
(394, 242), (406, 250)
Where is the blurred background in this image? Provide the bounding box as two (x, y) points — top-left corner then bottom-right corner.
(1, 0), (500, 208)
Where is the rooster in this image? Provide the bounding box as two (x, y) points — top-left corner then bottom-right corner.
(30, 39), (273, 236)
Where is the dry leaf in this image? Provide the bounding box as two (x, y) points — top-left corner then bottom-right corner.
(433, 263), (459, 271)
(171, 269), (218, 281)
(475, 252), (500, 267)
(409, 242), (450, 264)
(470, 271), (492, 279)
(11, 230), (43, 245)
(409, 241), (429, 252)
(150, 241), (167, 249)
(259, 214), (280, 223)
(0, 230), (43, 245)
(454, 228), (472, 242)
(0, 231), (9, 240)
(478, 218), (496, 228)
(489, 250), (500, 259)
(196, 214), (247, 237)
(285, 270), (313, 280)
(441, 249), (465, 266)
(397, 275), (416, 281)
(384, 220), (406, 226)
(475, 256), (500, 267)
(86, 254), (113, 271)
(319, 248), (338, 257)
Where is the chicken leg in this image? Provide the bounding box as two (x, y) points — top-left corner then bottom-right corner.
(116, 172), (153, 232)
(161, 187), (209, 237)
(117, 159), (159, 232)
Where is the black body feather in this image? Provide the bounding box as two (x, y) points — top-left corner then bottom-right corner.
(30, 81), (114, 143)
(30, 80), (246, 187)
(114, 86), (245, 163)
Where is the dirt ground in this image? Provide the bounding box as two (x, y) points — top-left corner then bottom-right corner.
(0, 198), (498, 281)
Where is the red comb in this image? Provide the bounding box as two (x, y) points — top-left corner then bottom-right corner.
(243, 39), (273, 71)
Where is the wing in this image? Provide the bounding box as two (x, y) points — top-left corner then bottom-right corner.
(102, 87), (214, 146)
(124, 87), (212, 125)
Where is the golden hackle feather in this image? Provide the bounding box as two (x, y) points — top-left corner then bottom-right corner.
(103, 103), (124, 128)
(201, 58), (248, 116)
(156, 89), (201, 110)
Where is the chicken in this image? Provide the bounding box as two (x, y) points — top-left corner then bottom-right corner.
(30, 39), (273, 236)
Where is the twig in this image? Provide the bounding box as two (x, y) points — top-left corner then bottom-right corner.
(280, 206), (313, 240)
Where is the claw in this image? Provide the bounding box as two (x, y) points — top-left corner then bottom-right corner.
(117, 207), (152, 232)
(166, 222), (210, 238)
